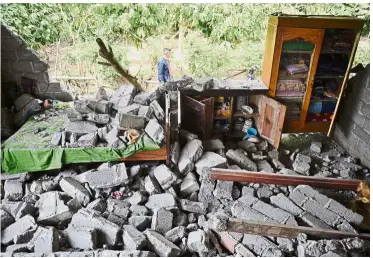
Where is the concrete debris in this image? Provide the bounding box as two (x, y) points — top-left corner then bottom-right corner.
(1, 215), (37, 245)
(235, 243), (256, 257)
(179, 199), (207, 214)
(180, 172), (199, 196)
(133, 91), (151, 105)
(144, 175), (162, 195)
(67, 198), (82, 213)
(172, 210), (188, 227)
(299, 211), (333, 229)
(257, 185), (273, 200)
(153, 164), (177, 190)
(129, 216), (152, 231)
(151, 208), (173, 234)
(179, 129), (198, 142)
(109, 85), (136, 111)
(37, 191), (72, 225)
(65, 121), (97, 134)
(1, 209), (15, 229)
(106, 199), (130, 219)
(242, 234), (283, 257)
(4, 180), (23, 201)
(59, 177), (91, 206)
(145, 193), (176, 210)
(257, 160), (274, 173)
(86, 199), (107, 213)
(324, 199), (363, 226)
(198, 179), (216, 205)
(213, 180), (233, 200)
(310, 141), (322, 153)
(122, 225), (147, 250)
(150, 100), (165, 122)
(270, 193), (303, 216)
(178, 139), (204, 175)
(117, 113), (145, 130)
(203, 139), (225, 151)
(28, 227), (60, 254)
(5, 243), (29, 253)
(187, 230), (209, 256)
(170, 141), (180, 165)
(195, 151), (227, 177)
(145, 230), (181, 257)
(226, 149), (257, 171)
(128, 191), (148, 206)
(236, 141), (257, 153)
(145, 118), (164, 144)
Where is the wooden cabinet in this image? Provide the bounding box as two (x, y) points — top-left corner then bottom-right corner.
(261, 15), (365, 135)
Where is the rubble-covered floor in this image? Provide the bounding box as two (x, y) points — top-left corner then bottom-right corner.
(0, 128), (370, 257)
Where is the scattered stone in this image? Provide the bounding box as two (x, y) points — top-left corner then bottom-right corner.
(270, 193), (303, 216)
(301, 198), (341, 227)
(129, 216), (152, 231)
(4, 180), (23, 201)
(128, 191), (148, 206)
(235, 243), (256, 257)
(179, 129), (198, 142)
(310, 141), (322, 153)
(67, 198), (82, 213)
(1, 209), (14, 229)
(213, 180), (233, 200)
(145, 118), (164, 144)
(86, 199), (107, 213)
(5, 243), (29, 253)
(165, 226), (186, 243)
(195, 151), (227, 177)
(1, 215), (37, 245)
(324, 199), (363, 226)
(150, 100), (165, 121)
(77, 133), (98, 147)
(297, 240), (325, 257)
(65, 121), (97, 134)
(242, 186), (255, 197)
(187, 230), (209, 256)
(109, 85), (136, 111)
(151, 208), (173, 234)
(242, 233), (283, 257)
(27, 227), (59, 254)
(106, 199), (130, 219)
(257, 160), (274, 173)
(51, 132), (62, 146)
(37, 192), (72, 225)
(144, 175), (162, 195)
(117, 113), (145, 130)
(257, 185), (273, 200)
(153, 164), (177, 190)
(256, 141), (268, 151)
(198, 179), (216, 205)
(236, 141), (257, 153)
(145, 193), (176, 210)
(65, 227), (97, 250)
(203, 139), (225, 151)
(59, 177), (91, 206)
(144, 230), (181, 257)
(179, 199), (207, 214)
(226, 149), (257, 171)
(293, 160), (310, 176)
(180, 172), (199, 196)
(278, 168), (299, 176)
(337, 220), (358, 234)
(252, 151), (267, 161)
(172, 210), (188, 227)
(178, 139), (203, 175)
(122, 225), (147, 250)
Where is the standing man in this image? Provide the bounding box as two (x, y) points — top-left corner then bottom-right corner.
(158, 48), (172, 83)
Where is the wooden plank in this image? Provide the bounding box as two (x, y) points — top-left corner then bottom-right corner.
(328, 29), (363, 137)
(261, 21), (278, 88)
(226, 218), (370, 240)
(200, 97), (215, 140)
(284, 121), (331, 133)
(209, 168), (362, 190)
(119, 147), (167, 161)
(180, 88), (268, 97)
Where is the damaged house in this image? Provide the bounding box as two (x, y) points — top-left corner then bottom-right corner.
(0, 15), (370, 257)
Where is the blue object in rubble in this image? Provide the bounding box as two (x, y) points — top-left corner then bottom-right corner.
(243, 127), (257, 141)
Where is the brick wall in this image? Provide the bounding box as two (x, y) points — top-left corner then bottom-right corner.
(1, 24), (72, 106)
(333, 64), (370, 168)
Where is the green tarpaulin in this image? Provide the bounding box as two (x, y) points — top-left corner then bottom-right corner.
(1, 109), (160, 174)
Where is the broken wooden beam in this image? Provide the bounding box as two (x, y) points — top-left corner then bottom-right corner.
(209, 168), (362, 190)
(226, 218), (370, 240)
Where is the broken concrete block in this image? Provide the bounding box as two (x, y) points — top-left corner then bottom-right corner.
(235, 243), (256, 257)
(302, 198), (341, 226)
(1, 215), (37, 245)
(293, 160), (310, 176)
(256, 140), (268, 151)
(5, 243), (29, 253)
(69, 209), (120, 246)
(86, 199), (107, 213)
(232, 201), (268, 222)
(226, 149), (257, 171)
(106, 199), (130, 219)
(151, 208), (173, 234)
(145, 193), (176, 210)
(270, 193), (303, 216)
(144, 175), (162, 195)
(95, 87), (108, 101)
(4, 180), (23, 201)
(218, 231), (241, 253)
(276, 237), (294, 254)
(65, 227), (97, 250)
(37, 192), (72, 225)
(165, 226), (186, 243)
(117, 103), (141, 114)
(310, 141), (322, 153)
(299, 211), (333, 229)
(122, 225), (147, 250)
(86, 113), (110, 124)
(252, 200), (292, 223)
(179, 199), (207, 214)
(67, 198), (82, 213)
(198, 179), (216, 204)
(278, 168), (299, 176)
(145, 118), (164, 144)
(117, 113), (145, 130)
(213, 180), (233, 200)
(106, 213), (125, 227)
(180, 172), (199, 196)
(178, 139), (203, 175)
(242, 234), (283, 257)
(295, 185), (330, 206)
(59, 177), (91, 206)
(145, 230), (181, 257)
(257, 185), (273, 200)
(252, 151), (267, 161)
(195, 151), (227, 176)
(1, 209), (14, 229)
(170, 141), (180, 165)
(256, 160), (274, 173)
(65, 121), (97, 134)
(109, 85), (136, 111)
(104, 127), (118, 144)
(150, 100), (165, 122)
(324, 199), (363, 226)
(187, 230), (209, 256)
(337, 220), (358, 234)
(133, 91), (151, 105)
(237, 141), (257, 153)
(296, 154), (312, 164)
(27, 227), (59, 254)
(153, 164), (177, 190)
(203, 139), (225, 151)
(289, 190), (309, 207)
(75, 163), (128, 189)
(297, 240), (325, 257)
(129, 216), (152, 231)
(129, 191), (148, 206)
(51, 132), (62, 146)
(138, 105), (152, 121)
(172, 210), (188, 227)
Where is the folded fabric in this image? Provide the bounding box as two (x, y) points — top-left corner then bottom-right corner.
(286, 64), (309, 75)
(277, 79), (306, 91)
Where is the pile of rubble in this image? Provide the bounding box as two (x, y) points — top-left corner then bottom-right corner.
(1, 129), (369, 257)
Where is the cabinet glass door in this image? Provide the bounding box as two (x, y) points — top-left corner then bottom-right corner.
(273, 28), (324, 128)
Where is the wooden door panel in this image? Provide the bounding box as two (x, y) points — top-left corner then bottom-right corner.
(200, 97), (215, 140)
(250, 95), (286, 149)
